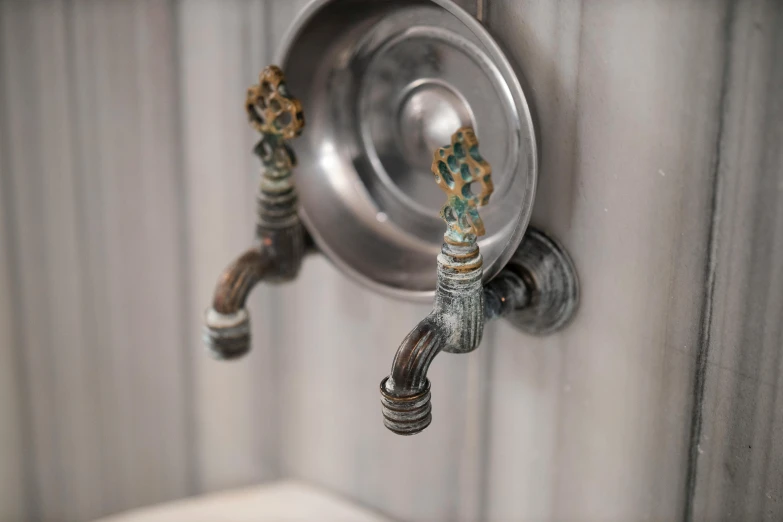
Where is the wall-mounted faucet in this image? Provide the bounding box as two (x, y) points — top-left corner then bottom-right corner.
(200, 63), (578, 438)
(203, 66), (306, 360)
(380, 128), (579, 436)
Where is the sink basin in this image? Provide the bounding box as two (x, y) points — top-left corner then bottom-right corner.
(95, 480), (391, 522)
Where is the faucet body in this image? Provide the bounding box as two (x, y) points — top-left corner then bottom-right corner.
(379, 242), (533, 435)
(380, 226), (576, 436)
(380, 240), (485, 434)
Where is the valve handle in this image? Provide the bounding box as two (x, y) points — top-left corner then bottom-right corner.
(431, 127), (494, 243)
(205, 66), (307, 361)
(246, 65), (305, 174)
(246, 65), (305, 140)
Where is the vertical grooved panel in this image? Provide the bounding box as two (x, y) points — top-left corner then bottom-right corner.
(1, 0), (192, 518)
(1, 2), (100, 518)
(0, 23), (26, 514)
(78, 0), (191, 512)
(484, 1), (729, 520)
(177, 0), (278, 491)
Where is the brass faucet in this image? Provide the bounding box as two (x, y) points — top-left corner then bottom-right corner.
(203, 65), (306, 360)
(380, 127), (548, 436)
(380, 127), (495, 434)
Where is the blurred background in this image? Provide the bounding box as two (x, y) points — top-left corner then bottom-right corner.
(0, 1), (781, 521)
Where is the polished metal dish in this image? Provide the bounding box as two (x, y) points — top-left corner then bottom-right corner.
(278, 0), (538, 301)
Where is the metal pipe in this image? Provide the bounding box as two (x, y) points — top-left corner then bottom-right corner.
(380, 315), (444, 435)
(483, 270), (530, 322)
(203, 217), (305, 360)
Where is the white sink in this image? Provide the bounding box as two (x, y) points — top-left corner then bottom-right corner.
(95, 480), (393, 522)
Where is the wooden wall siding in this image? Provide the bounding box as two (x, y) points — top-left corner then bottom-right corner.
(177, 0), (282, 494)
(273, 1), (491, 520)
(690, 1), (783, 520)
(0, 0), (193, 519)
(483, 1), (730, 520)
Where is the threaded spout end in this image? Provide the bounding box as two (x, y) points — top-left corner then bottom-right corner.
(203, 308), (251, 360)
(380, 377), (432, 435)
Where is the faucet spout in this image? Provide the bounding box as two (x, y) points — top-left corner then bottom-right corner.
(380, 314), (445, 435)
(203, 247), (269, 360)
(380, 126), (493, 436)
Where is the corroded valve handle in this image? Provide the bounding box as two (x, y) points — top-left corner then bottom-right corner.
(246, 65), (305, 140)
(431, 127), (493, 243)
(246, 66), (305, 178)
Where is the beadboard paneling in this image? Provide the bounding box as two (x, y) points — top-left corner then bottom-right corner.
(72, 0), (192, 513)
(484, 1), (728, 520)
(177, 0), (281, 492)
(690, 1), (783, 520)
(1, 0), (193, 519)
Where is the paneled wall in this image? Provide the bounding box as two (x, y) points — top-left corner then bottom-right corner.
(0, 1), (278, 520)
(690, 1), (783, 520)
(0, 1), (780, 521)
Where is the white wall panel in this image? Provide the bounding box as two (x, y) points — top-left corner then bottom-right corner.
(690, 1), (783, 520)
(177, 0), (280, 493)
(484, 1), (728, 520)
(0, 1), (780, 521)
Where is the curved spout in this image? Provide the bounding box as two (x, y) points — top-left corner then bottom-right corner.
(380, 315), (447, 435)
(380, 242), (484, 435)
(212, 248), (269, 314)
(203, 247), (269, 360)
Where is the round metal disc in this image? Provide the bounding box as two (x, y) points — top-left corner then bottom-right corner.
(278, 0), (537, 302)
(505, 228), (579, 335)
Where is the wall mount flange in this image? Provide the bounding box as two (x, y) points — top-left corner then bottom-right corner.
(503, 228), (579, 336)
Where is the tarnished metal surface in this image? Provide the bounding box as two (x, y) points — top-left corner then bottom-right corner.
(381, 128), (579, 436)
(380, 240), (485, 435)
(502, 229), (579, 335)
(246, 65), (304, 141)
(432, 127), (493, 242)
(203, 65), (308, 360)
(381, 127), (490, 435)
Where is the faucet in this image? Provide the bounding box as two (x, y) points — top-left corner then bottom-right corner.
(203, 65), (306, 360)
(380, 127), (543, 436)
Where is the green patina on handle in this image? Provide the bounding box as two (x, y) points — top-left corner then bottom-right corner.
(431, 127), (494, 243)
